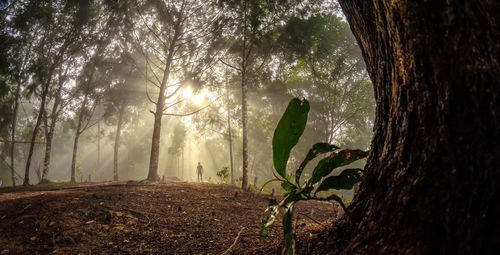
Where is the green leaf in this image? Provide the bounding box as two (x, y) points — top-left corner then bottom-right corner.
(282, 206), (295, 255)
(272, 98), (310, 178)
(260, 199), (279, 237)
(280, 190), (303, 208)
(281, 181), (296, 192)
(308, 149), (368, 186)
(295, 143), (339, 185)
(315, 168), (364, 193)
(260, 178), (281, 192)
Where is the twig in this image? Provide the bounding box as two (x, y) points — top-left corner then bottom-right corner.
(297, 212), (326, 227)
(221, 227), (245, 255)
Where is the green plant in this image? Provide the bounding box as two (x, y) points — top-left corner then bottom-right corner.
(260, 98), (368, 255)
(216, 166), (229, 183)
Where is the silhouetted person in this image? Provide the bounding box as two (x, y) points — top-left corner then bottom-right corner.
(197, 162), (203, 182)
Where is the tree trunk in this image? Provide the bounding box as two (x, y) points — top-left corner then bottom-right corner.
(226, 69), (235, 185)
(240, 1), (250, 190)
(113, 106), (125, 181)
(147, 21), (181, 181)
(70, 94), (88, 183)
(322, 1), (500, 254)
(23, 77), (51, 186)
(10, 82), (20, 186)
(97, 118), (101, 172)
(41, 73), (65, 182)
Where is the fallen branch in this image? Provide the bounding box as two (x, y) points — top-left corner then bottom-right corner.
(221, 226), (245, 255)
(297, 212), (326, 227)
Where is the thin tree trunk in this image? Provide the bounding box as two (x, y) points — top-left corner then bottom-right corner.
(97, 118), (100, 172)
(147, 21), (182, 181)
(240, 1), (249, 191)
(226, 69), (235, 185)
(10, 82), (20, 186)
(113, 106), (125, 181)
(309, 1), (500, 254)
(23, 77), (51, 186)
(41, 72), (65, 182)
(70, 94), (88, 183)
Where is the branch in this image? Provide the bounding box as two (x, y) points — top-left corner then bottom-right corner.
(219, 58), (241, 72)
(297, 212), (326, 227)
(221, 227), (245, 255)
(162, 104), (210, 117)
(310, 194), (350, 217)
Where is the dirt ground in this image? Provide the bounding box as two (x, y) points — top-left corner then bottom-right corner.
(0, 181), (342, 254)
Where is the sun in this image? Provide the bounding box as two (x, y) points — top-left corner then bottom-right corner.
(180, 87), (205, 105)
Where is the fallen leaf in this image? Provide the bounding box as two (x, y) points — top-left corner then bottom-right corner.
(85, 220), (95, 224)
(1, 249), (9, 254)
(99, 202), (104, 205)
(30, 236), (36, 241)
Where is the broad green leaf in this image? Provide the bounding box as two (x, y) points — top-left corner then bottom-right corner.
(282, 206), (295, 255)
(295, 143), (339, 185)
(272, 98), (310, 178)
(315, 168), (364, 193)
(308, 149), (368, 186)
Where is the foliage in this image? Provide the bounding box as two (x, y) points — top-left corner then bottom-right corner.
(216, 166), (229, 183)
(260, 98), (368, 254)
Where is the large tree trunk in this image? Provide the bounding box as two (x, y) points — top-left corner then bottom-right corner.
(320, 1), (500, 254)
(113, 106), (125, 181)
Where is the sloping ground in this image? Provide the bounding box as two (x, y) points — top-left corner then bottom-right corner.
(0, 182), (342, 254)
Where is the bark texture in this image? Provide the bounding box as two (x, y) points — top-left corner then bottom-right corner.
(332, 1), (500, 254)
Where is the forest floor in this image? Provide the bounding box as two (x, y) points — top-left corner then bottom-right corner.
(0, 181), (342, 254)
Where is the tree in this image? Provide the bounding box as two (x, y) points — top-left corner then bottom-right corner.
(105, 52), (142, 181)
(278, 14), (374, 146)
(218, 0), (289, 190)
(18, 0), (94, 185)
(69, 54), (111, 183)
(40, 61), (73, 183)
(134, 0), (220, 181)
(308, 1), (500, 254)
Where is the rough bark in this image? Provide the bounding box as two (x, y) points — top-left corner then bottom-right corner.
(113, 106), (125, 181)
(327, 1), (500, 254)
